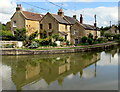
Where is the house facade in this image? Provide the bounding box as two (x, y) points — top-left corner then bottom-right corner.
(10, 4), (101, 44)
(11, 4), (43, 39)
(39, 9), (78, 42)
(70, 15), (100, 44)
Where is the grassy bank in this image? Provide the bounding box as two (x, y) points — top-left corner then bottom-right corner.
(20, 41), (118, 51)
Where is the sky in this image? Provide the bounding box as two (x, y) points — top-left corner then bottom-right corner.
(0, 0), (119, 27)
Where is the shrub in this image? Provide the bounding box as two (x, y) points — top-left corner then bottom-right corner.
(87, 38), (93, 45)
(52, 34), (59, 41)
(88, 33), (93, 39)
(28, 41), (39, 49)
(0, 30), (15, 40)
(97, 38), (103, 43)
(66, 40), (69, 45)
(14, 28), (26, 41)
(59, 37), (65, 41)
(81, 36), (88, 43)
(49, 42), (57, 47)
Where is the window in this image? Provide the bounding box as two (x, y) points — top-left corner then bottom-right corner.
(48, 23), (52, 29)
(13, 21), (16, 27)
(74, 30), (78, 35)
(75, 39), (79, 44)
(40, 24), (43, 29)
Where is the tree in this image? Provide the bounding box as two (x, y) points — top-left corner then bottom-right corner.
(14, 28), (26, 41)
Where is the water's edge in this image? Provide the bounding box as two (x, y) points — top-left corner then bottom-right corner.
(1, 42), (119, 55)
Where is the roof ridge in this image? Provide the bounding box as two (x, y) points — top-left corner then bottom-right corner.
(22, 11), (43, 15)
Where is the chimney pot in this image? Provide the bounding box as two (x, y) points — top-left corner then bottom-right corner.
(57, 8), (64, 17)
(16, 4), (22, 11)
(73, 15), (76, 19)
(80, 14), (83, 24)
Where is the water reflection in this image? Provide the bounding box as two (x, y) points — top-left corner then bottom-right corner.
(2, 48), (119, 90)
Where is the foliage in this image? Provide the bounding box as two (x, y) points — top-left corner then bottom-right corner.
(52, 34), (59, 41)
(0, 24), (7, 30)
(59, 37), (65, 41)
(0, 30), (15, 40)
(43, 30), (47, 38)
(3, 44), (14, 48)
(66, 40), (69, 45)
(113, 34), (120, 40)
(81, 36), (88, 43)
(49, 42), (57, 47)
(100, 26), (111, 31)
(104, 33), (113, 39)
(28, 41), (39, 49)
(14, 28), (26, 41)
(28, 31), (38, 40)
(88, 33), (93, 39)
(87, 38), (93, 45)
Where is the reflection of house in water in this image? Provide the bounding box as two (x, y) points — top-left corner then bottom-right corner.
(2, 52), (100, 90)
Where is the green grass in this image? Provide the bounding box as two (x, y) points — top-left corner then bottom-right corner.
(19, 41), (118, 51)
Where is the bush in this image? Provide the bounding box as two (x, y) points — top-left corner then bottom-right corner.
(88, 33), (93, 39)
(28, 41), (39, 49)
(0, 30), (15, 40)
(97, 38), (103, 43)
(59, 37), (65, 41)
(87, 38), (93, 45)
(49, 42), (57, 47)
(66, 40), (69, 45)
(81, 36), (88, 43)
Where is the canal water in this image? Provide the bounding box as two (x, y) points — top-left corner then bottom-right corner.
(1, 47), (119, 90)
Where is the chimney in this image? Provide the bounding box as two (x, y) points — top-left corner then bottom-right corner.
(58, 8), (64, 17)
(73, 15), (76, 19)
(16, 4), (22, 11)
(94, 14), (97, 27)
(80, 14), (83, 24)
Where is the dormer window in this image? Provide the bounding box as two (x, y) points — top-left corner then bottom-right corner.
(13, 21), (17, 27)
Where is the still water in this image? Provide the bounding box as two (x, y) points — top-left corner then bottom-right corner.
(1, 48), (119, 90)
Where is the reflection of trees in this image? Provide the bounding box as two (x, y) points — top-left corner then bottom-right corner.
(2, 52), (100, 90)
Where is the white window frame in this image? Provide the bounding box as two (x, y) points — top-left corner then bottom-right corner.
(13, 21), (17, 27)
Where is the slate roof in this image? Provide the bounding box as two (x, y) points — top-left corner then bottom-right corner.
(59, 31), (68, 35)
(81, 24), (96, 30)
(64, 16), (78, 25)
(22, 11), (44, 21)
(51, 14), (69, 24)
(50, 13), (78, 25)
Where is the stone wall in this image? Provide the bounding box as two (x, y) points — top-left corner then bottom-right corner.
(1, 42), (119, 55)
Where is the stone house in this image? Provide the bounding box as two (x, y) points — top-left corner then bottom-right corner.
(105, 25), (120, 34)
(39, 9), (78, 42)
(11, 4), (43, 39)
(70, 14), (100, 44)
(10, 4), (100, 44)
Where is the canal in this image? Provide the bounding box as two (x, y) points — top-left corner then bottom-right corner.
(1, 47), (119, 90)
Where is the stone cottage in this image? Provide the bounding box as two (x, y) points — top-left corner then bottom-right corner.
(11, 4), (43, 39)
(70, 14), (100, 44)
(39, 9), (78, 42)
